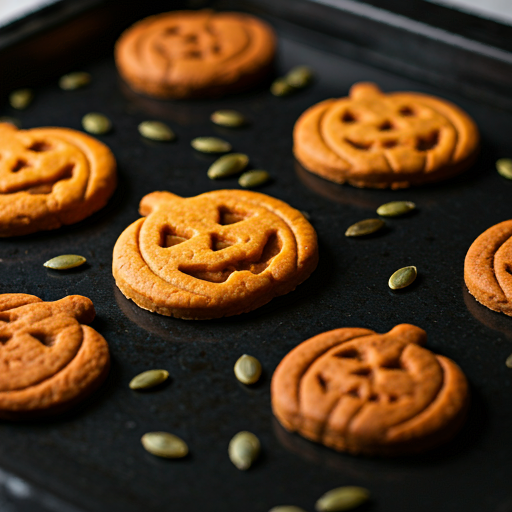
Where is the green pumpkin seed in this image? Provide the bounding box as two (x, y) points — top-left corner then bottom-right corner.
(191, 136), (231, 153)
(0, 116), (21, 128)
(234, 354), (262, 385)
(9, 89), (33, 110)
(496, 158), (512, 180)
(43, 254), (86, 270)
(506, 353), (512, 368)
(301, 210), (311, 220)
(129, 369), (169, 390)
(59, 72), (91, 90)
(345, 218), (384, 237)
(376, 200), (416, 217)
(228, 431), (260, 470)
(315, 486), (370, 512)
(239, 170), (270, 188)
(138, 121), (175, 141)
(141, 432), (188, 458)
(285, 66), (314, 88)
(82, 113), (111, 134)
(271, 78), (294, 97)
(211, 110), (247, 127)
(389, 266), (417, 290)
(269, 507), (308, 512)
(208, 153), (249, 179)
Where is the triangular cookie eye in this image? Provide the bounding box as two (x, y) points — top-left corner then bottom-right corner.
(378, 120), (393, 131)
(159, 226), (190, 248)
(341, 111), (357, 123)
(211, 234), (234, 251)
(27, 141), (53, 152)
(416, 130), (440, 151)
(11, 159), (30, 173)
(217, 206), (252, 225)
(398, 106), (415, 117)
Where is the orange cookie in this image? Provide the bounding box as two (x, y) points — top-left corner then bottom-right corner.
(0, 293), (110, 419)
(465, 220), (512, 317)
(271, 324), (469, 456)
(293, 82), (479, 189)
(115, 9), (276, 99)
(113, 190), (318, 320)
(0, 123), (117, 237)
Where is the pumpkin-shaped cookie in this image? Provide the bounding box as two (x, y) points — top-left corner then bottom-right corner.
(271, 324), (469, 456)
(293, 82), (479, 189)
(0, 123), (117, 236)
(112, 190), (318, 319)
(115, 9), (276, 99)
(0, 293), (110, 419)
(465, 219), (512, 317)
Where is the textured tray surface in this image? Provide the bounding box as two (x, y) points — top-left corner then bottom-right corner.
(0, 20), (511, 512)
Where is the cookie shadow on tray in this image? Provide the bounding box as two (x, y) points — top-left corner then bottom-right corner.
(113, 238), (334, 342)
(119, 77), (273, 125)
(295, 148), (487, 206)
(295, 161), (383, 208)
(272, 383), (488, 472)
(463, 284), (512, 339)
(0, 356), (121, 427)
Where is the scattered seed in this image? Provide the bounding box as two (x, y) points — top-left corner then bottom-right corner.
(377, 200), (416, 217)
(228, 431), (260, 470)
(234, 355), (262, 385)
(239, 170), (270, 188)
(0, 116), (21, 128)
(496, 158), (512, 180)
(285, 66), (314, 89)
(59, 72), (91, 90)
(389, 266), (417, 290)
(191, 136), (231, 153)
(141, 432), (188, 458)
(506, 354), (512, 368)
(138, 121), (175, 141)
(211, 110), (247, 127)
(269, 507), (308, 512)
(9, 89), (33, 110)
(271, 78), (294, 97)
(301, 210), (311, 220)
(345, 218), (384, 237)
(208, 153), (249, 179)
(315, 486), (370, 512)
(129, 369), (169, 390)
(82, 113), (111, 135)
(43, 254), (86, 270)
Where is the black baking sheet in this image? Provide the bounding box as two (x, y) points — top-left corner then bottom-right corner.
(0, 3), (511, 512)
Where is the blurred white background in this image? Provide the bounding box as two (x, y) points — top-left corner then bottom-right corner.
(427, 0), (512, 24)
(0, 0), (511, 29)
(0, 0), (59, 27)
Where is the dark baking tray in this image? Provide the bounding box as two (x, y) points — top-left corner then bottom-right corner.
(1, 1), (512, 511)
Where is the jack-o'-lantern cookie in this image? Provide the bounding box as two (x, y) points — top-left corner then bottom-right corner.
(271, 324), (469, 456)
(293, 82), (479, 189)
(0, 293), (110, 419)
(113, 190), (318, 319)
(465, 220), (512, 317)
(0, 123), (117, 237)
(115, 10), (276, 99)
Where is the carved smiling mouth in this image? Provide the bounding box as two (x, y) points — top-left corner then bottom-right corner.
(179, 232), (281, 283)
(1, 164), (75, 195)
